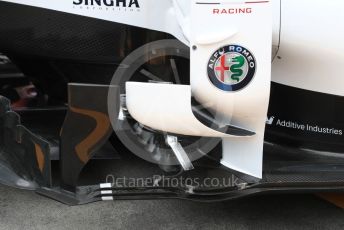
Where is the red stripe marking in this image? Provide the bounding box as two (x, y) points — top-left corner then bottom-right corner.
(245, 1), (270, 4)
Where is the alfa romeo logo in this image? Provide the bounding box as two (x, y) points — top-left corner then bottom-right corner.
(207, 45), (256, 92)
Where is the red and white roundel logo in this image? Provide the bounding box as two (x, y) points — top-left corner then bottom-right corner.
(207, 45), (256, 92)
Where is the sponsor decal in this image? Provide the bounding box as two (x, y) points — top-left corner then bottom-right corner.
(213, 8), (252, 15)
(266, 116), (275, 125)
(207, 45), (256, 92)
(267, 116), (343, 136)
(73, 0), (140, 10)
(211, 1), (270, 15)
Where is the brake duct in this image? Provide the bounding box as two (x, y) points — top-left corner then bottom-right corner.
(126, 0), (272, 178)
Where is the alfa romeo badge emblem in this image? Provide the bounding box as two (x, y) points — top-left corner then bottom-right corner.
(207, 45), (256, 92)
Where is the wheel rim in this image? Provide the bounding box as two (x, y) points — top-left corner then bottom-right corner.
(108, 39), (220, 167)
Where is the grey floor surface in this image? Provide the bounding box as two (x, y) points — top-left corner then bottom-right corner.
(0, 185), (344, 230)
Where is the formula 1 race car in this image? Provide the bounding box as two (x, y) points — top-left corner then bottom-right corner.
(0, 0), (343, 205)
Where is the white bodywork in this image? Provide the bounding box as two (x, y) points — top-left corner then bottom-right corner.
(272, 0), (344, 97)
(127, 0), (272, 178)
(2, 0), (344, 178)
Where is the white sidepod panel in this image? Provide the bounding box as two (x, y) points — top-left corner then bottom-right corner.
(271, 0), (344, 97)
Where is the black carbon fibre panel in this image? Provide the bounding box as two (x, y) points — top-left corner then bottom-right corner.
(0, 1), (172, 63)
(265, 173), (344, 184)
(266, 82), (344, 153)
